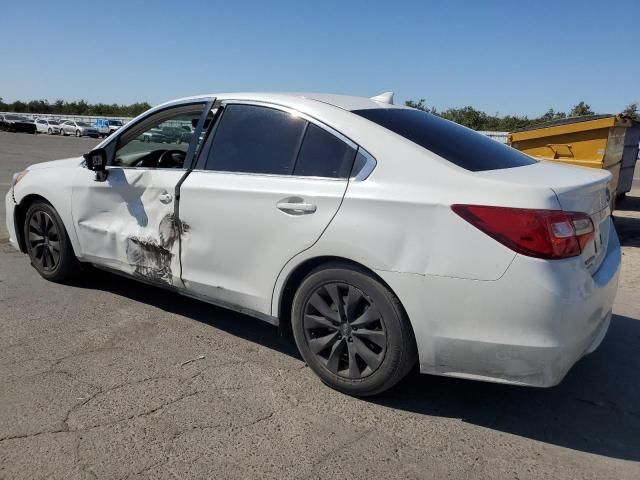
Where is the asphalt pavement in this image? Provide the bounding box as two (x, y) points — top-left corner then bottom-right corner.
(1, 131), (639, 479)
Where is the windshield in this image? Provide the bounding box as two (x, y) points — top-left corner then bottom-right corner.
(353, 108), (536, 172)
(77, 122), (91, 127)
(109, 120), (123, 126)
(49, 120), (59, 125)
(6, 115), (27, 121)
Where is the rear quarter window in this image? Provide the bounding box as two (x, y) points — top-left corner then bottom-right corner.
(353, 108), (536, 172)
(293, 123), (356, 178)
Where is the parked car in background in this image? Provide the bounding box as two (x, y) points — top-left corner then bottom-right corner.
(59, 120), (100, 138)
(0, 114), (37, 133)
(94, 119), (125, 138)
(5, 92), (621, 396)
(106, 119), (124, 134)
(177, 128), (195, 144)
(160, 126), (187, 143)
(140, 128), (169, 143)
(35, 118), (61, 135)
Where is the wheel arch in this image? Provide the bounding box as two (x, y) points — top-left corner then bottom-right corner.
(275, 255), (414, 339)
(14, 194), (78, 257)
(14, 194), (50, 252)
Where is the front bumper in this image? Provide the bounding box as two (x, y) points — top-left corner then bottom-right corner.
(5, 189), (20, 251)
(377, 219), (621, 387)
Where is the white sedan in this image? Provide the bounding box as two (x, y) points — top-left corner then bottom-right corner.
(5, 92), (620, 395)
(34, 118), (61, 135)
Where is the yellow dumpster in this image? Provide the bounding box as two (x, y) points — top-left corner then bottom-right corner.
(508, 114), (639, 200)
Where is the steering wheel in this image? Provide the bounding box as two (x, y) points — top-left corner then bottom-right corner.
(158, 149), (186, 168)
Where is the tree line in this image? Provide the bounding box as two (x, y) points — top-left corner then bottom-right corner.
(0, 98), (152, 118)
(1, 95), (638, 130)
(404, 100), (639, 131)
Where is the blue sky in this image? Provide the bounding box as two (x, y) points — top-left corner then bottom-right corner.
(1, 0), (638, 116)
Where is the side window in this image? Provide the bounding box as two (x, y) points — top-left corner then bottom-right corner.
(206, 104), (306, 175)
(113, 104), (205, 169)
(293, 124), (356, 178)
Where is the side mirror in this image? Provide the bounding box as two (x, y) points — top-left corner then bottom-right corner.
(83, 148), (108, 181)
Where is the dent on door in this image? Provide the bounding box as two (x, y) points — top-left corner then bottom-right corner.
(72, 168), (188, 286)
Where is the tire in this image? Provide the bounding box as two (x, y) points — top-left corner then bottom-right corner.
(75, 130), (81, 137)
(23, 201), (79, 282)
(47, 128), (52, 134)
(292, 263), (417, 396)
(60, 129), (66, 136)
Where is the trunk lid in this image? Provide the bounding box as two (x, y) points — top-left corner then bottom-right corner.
(477, 161), (613, 274)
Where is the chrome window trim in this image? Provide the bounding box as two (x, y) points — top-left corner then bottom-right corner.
(352, 147), (377, 181)
(187, 168), (346, 181)
(105, 165), (188, 172)
(198, 99), (376, 181)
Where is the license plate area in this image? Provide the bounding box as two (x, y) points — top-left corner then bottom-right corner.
(587, 208), (610, 273)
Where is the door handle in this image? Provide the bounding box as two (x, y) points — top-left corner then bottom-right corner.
(159, 192), (173, 204)
(276, 200), (317, 215)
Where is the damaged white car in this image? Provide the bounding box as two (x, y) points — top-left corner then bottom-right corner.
(6, 92), (620, 396)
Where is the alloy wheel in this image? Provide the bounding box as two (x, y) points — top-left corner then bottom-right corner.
(303, 282), (387, 379)
(27, 210), (61, 271)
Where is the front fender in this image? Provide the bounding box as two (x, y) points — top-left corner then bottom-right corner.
(13, 166), (82, 259)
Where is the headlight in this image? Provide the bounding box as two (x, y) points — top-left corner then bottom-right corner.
(12, 170), (28, 186)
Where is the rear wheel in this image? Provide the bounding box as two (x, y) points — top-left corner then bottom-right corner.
(292, 264), (417, 396)
(24, 201), (79, 282)
(75, 130), (81, 137)
(47, 128), (52, 134)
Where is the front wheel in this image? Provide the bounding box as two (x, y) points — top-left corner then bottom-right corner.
(292, 264), (417, 396)
(75, 130), (81, 137)
(24, 201), (79, 282)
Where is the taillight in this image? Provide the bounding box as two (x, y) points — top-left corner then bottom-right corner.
(451, 205), (594, 259)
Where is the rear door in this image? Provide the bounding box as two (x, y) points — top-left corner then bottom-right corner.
(179, 102), (357, 315)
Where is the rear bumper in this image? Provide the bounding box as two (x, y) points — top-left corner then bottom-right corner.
(377, 220), (621, 387)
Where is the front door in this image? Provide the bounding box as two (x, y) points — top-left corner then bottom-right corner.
(179, 102), (357, 315)
(71, 101), (211, 287)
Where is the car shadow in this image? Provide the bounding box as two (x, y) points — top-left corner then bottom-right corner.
(75, 268), (300, 359)
(615, 192), (640, 212)
(369, 312), (640, 462)
(74, 269), (640, 462)
(614, 214), (640, 247)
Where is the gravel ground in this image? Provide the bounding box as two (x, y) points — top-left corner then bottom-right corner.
(1, 131), (639, 479)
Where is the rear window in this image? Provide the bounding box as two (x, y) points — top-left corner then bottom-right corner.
(353, 108), (536, 172)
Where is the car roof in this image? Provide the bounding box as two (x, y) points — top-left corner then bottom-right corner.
(155, 92), (409, 113)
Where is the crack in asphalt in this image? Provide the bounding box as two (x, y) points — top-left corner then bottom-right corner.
(0, 428), (69, 443)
